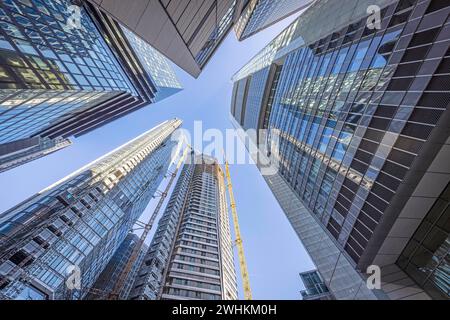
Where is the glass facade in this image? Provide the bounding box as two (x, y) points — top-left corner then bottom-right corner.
(0, 0), (183, 173)
(242, 67), (271, 131)
(120, 26), (182, 103)
(231, 0), (450, 299)
(235, 0), (312, 40)
(0, 89), (117, 144)
(0, 0), (134, 92)
(87, 233), (148, 300)
(130, 154), (237, 301)
(195, 0), (238, 67)
(0, 0), (136, 172)
(300, 270), (334, 300)
(0, 119), (181, 300)
(0, 135), (72, 173)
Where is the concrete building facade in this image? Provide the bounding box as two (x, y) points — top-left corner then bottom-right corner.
(130, 154), (238, 300)
(300, 269), (334, 300)
(87, 0), (313, 77)
(88, 0), (241, 78)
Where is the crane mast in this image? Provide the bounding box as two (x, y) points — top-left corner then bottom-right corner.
(223, 160), (252, 300)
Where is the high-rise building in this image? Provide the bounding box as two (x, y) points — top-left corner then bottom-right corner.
(86, 233), (148, 300)
(0, 0), (182, 173)
(88, 0), (241, 78)
(0, 119), (181, 300)
(0, 136), (72, 173)
(120, 26), (183, 103)
(87, 0), (312, 78)
(129, 154), (238, 300)
(234, 0), (313, 41)
(230, 0), (450, 300)
(299, 270), (334, 300)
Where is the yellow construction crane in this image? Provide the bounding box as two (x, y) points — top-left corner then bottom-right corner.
(108, 144), (191, 299)
(223, 158), (252, 300)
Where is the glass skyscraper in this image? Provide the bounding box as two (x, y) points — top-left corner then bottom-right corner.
(88, 0), (314, 78)
(0, 0), (182, 172)
(0, 119), (181, 300)
(129, 154), (238, 301)
(0, 136), (72, 173)
(88, 0), (240, 78)
(234, 0), (313, 41)
(120, 26), (182, 103)
(86, 233), (148, 300)
(231, 0), (450, 300)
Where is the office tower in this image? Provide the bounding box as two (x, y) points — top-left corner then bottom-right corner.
(0, 119), (181, 300)
(86, 233), (148, 300)
(88, 0), (315, 78)
(120, 27), (183, 103)
(88, 0), (241, 78)
(230, 0), (450, 300)
(0, 137), (72, 173)
(300, 270), (334, 300)
(130, 154), (238, 300)
(234, 0), (313, 41)
(0, 0), (182, 173)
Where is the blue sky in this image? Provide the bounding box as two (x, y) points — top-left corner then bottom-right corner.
(0, 15), (315, 299)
